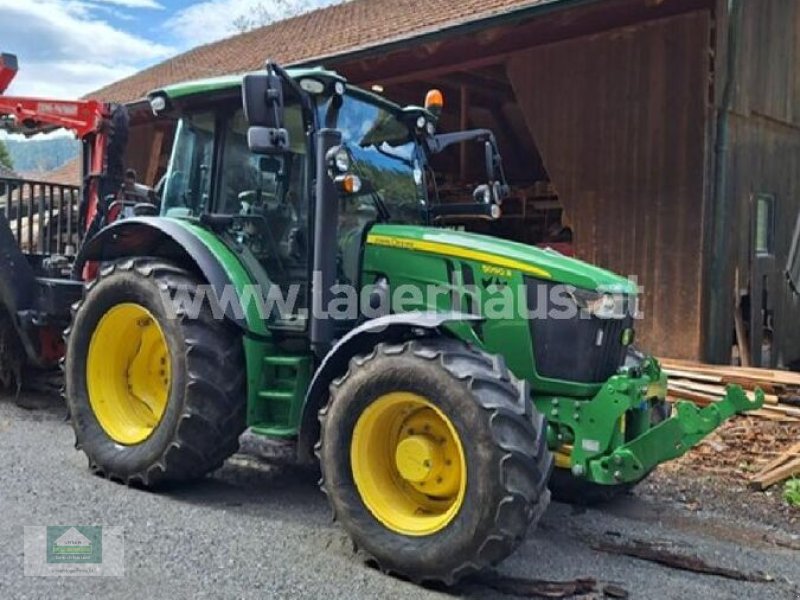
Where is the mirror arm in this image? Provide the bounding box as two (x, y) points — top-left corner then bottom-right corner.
(267, 61), (316, 118)
(427, 128), (510, 199)
(428, 129), (496, 154)
(429, 202), (499, 220)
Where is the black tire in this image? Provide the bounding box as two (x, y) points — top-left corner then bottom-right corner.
(548, 468), (636, 505)
(549, 400), (672, 506)
(318, 338), (552, 585)
(0, 308), (24, 392)
(65, 258), (246, 487)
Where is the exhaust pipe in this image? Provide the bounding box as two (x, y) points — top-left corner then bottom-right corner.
(310, 128), (342, 358)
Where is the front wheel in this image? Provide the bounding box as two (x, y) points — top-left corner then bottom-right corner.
(65, 258), (246, 487)
(318, 339), (552, 584)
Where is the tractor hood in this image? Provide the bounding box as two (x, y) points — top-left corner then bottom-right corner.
(366, 224), (637, 294)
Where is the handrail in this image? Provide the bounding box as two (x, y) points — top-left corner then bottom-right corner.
(0, 176), (81, 255)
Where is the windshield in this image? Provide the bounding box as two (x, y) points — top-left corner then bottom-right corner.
(320, 91), (427, 225)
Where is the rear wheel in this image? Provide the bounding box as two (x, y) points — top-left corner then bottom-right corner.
(318, 339), (552, 584)
(65, 258), (246, 487)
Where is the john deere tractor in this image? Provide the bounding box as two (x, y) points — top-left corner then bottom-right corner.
(64, 63), (762, 583)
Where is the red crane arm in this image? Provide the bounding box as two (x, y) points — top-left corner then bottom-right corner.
(0, 97), (107, 138)
(0, 53), (107, 138)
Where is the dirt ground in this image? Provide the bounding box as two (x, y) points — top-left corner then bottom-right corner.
(1, 393), (799, 600)
(642, 415), (800, 530)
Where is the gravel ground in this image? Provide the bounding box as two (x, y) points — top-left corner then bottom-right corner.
(1, 393), (799, 600)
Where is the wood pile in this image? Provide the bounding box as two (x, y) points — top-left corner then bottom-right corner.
(661, 358), (800, 490)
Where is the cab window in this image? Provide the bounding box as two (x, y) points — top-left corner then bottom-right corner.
(162, 112), (215, 214)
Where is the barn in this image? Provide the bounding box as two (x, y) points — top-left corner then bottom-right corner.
(90, 0), (800, 367)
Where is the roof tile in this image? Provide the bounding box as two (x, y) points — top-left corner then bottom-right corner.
(90, 0), (557, 103)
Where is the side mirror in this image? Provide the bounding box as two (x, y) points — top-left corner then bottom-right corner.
(242, 69), (290, 155)
(472, 182), (508, 207)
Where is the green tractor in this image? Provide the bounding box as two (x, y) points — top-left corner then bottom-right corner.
(64, 62), (762, 583)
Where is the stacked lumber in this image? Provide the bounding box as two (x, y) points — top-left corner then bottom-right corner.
(749, 442), (800, 490)
(660, 358), (800, 489)
(661, 358), (800, 423)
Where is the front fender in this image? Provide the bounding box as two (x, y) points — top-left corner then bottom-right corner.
(74, 216), (264, 333)
(296, 311), (483, 462)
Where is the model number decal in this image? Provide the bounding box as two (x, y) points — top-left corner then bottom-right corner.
(481, 264), (513, 279)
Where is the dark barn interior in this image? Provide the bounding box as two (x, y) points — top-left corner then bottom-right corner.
(329, 0), (715, 360)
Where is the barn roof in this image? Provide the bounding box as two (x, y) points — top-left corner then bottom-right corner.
(90, 0), (571, 103)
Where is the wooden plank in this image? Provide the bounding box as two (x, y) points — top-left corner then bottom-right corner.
(750, 442), (800, 481)
(667, 386), (800, 421)
(661, 358), (800, 387)
(749, 457), (800, 490)
(663, 368), (723, 383)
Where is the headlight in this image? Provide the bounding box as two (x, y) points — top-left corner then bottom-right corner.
(149, 94), (167, 114)
(333, 148), (350, 172)
(570, 288), (629, 319)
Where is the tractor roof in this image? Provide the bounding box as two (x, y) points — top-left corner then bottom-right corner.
(151, 67), (345, 102)
(149, 67), (411, 116)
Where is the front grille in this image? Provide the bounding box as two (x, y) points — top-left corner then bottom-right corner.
(525, 277), (632, 384)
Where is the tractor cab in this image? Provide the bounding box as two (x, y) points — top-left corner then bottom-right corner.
(146, 67), (506, 336)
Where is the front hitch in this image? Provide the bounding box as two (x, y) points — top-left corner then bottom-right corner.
(587, 384), (764, 484)
(540, 358), (765, 485)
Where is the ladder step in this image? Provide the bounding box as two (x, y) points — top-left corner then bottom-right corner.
(263, 355), (308, 367)
(258, 390), (294, 401)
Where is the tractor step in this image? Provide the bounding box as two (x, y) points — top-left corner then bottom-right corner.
(248, 353), (312, 437)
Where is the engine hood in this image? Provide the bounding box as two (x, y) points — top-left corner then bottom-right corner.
(367, 224), (637, 294)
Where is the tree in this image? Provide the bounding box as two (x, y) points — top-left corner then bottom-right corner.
(0, 139), (13, 172)
(230, 0), (344, 34)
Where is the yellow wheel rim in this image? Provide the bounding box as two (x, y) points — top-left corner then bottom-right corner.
(86, 303), (171, 445)
(350, 392), (467, 536)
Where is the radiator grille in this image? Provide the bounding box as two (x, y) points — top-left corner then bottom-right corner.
(525, 277), (632, 384)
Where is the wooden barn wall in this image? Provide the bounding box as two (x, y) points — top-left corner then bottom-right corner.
(726, 0), (800, 366)
(506, 11), (711, 360)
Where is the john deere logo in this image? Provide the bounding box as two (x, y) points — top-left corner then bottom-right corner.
(46, 526), (102, 564)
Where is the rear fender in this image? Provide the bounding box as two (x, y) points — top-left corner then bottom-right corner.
(73, 216), (264, 333)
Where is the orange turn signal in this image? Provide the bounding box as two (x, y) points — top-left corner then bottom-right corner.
(335, 174), (362, 194)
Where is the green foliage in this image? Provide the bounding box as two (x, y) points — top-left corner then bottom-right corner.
(0, 139), (13, 171)
(784, 478), (800, 508)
